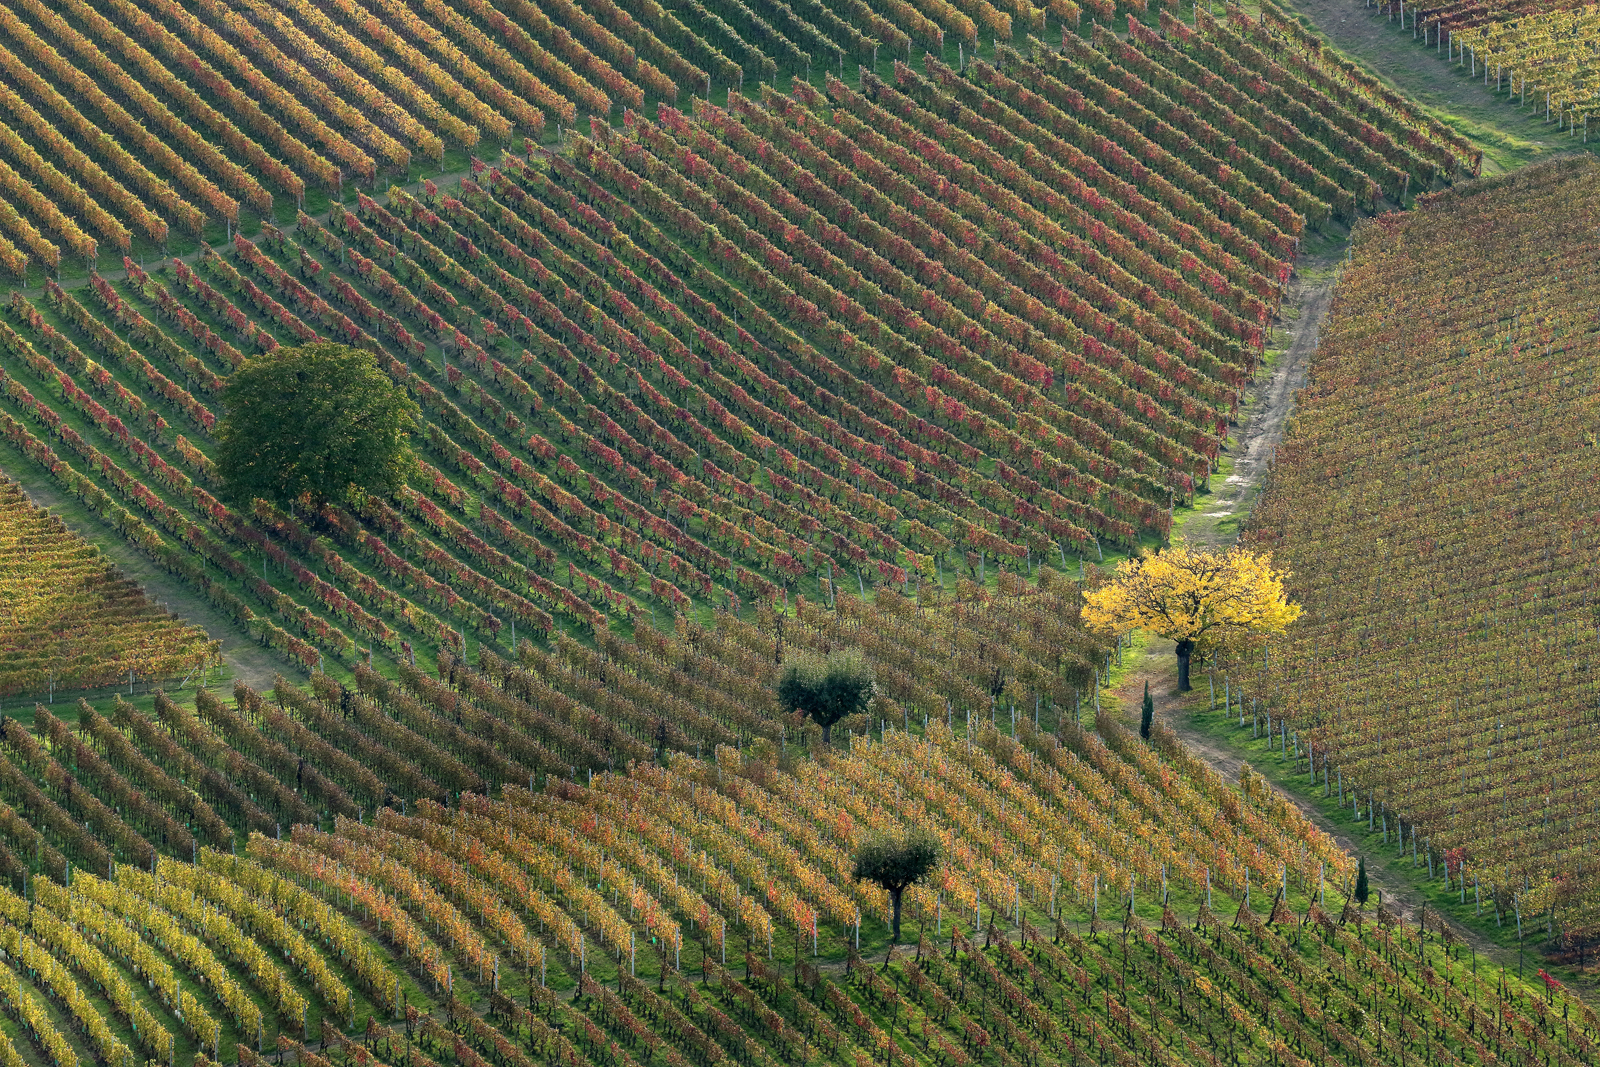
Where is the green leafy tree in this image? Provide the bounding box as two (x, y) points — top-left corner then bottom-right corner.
(777, 649), (875, 746)
(216, 343), (420, 509)
(1354, 856), (1369, 907)
(1140, 680), (1154, 740)
(852, 830), (940, 943)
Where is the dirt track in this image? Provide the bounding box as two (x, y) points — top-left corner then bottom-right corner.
(10, 475), (287, 693)
(1180, 260), (1328, 550)
(1109, 258), (1559, 986)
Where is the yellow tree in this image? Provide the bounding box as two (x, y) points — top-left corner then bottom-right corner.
(1082, 541), (1301, 691)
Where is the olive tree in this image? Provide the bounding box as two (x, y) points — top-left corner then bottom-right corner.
(776, 649), (875, 746)
(852, 830), (941, 944)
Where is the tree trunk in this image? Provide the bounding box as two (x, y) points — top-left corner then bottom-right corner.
(821, 722), (832, 747)
(891, 889), (904, 944)
(1175, 638), (1195, 692)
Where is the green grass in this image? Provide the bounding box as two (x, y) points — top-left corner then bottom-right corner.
(1257, 0), (1599, 175)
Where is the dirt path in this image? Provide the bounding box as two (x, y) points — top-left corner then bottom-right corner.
(10, 466), (288, 694)
(1114, 262), (1438, 927)
(1181, 259), (1331, 549)
(17, 163), (483, 298)
(1107, 261), (1569, 990)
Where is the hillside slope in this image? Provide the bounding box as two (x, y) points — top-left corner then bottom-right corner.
(1240, 154), (1600, 958)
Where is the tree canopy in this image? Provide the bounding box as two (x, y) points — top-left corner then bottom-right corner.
(1082, 540), (1301, 690)
(852, 830), (940, 943)
(215, 343), (420, 510)
(776, 649), (875, 745)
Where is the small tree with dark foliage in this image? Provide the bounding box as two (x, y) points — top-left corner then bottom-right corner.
(852, 830), (940, 944)
(1140, 680), (1154, 740)
(1354, 856), (1370, 907)
(777, 649), (875, 746)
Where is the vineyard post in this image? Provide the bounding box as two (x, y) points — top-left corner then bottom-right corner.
(1223, 675), (1229, 714)
(1319, 863), (1324, 906)
(812, 912), (816, 956)
(854, 909), (860, 950)
(1205, 868), (1211, 910)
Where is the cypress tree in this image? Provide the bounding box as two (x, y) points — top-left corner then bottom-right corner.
(1354, 856), (1370, 906)
(1140, 680), (1154, 740)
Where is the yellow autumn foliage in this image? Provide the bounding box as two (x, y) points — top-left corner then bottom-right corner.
(1082, 540), (1300, 684)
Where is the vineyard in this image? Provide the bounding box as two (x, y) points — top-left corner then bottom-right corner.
(1358, 0), (1600, 137)
(0, 0), (1481, 282)
(2, 0), (1597, 1061)
(0, 5), (1481, 696)
(1377, 0), (1592, 39)
(1237, 154), (1600, 961)
(0, 475), (216, 698)
(0, 0), (1166, 279)
(1450, 4), (1600, 133)
(0, 601), (1595, 1065)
